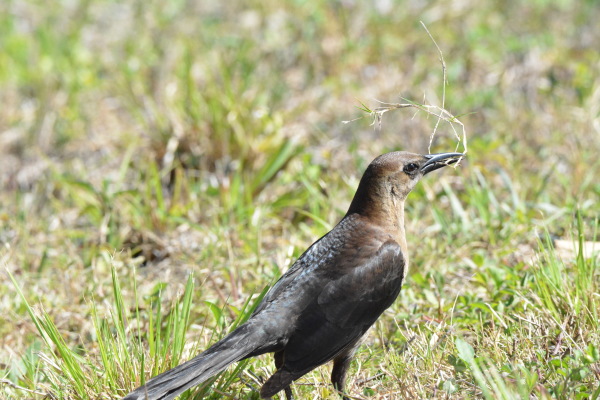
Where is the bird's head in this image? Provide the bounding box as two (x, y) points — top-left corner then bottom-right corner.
(368, 151), (464, 198)
(347, 151), (464, 219)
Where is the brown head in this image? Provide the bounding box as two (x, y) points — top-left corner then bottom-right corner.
(347, 151), (463, 223)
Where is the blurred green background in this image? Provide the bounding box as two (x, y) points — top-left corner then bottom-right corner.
(1, 0), (599, 399)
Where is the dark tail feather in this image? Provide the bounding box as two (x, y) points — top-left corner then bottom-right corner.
(123, 323), (268, 400)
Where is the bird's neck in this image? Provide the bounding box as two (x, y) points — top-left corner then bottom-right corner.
(347, 181), (409, 266)
(381, 198), (409, 268)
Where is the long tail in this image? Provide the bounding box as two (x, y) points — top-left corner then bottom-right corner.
(123, 322), (271, 400)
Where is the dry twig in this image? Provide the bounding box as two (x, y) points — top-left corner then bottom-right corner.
(344, 21), (468, 162)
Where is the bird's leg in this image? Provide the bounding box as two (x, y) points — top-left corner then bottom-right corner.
(273, 351), (294, 400)
(331, 356), (351, 400)
(331, 342), (361, 400)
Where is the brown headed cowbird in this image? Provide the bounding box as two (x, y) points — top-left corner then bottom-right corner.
(123, 151), (463, 400)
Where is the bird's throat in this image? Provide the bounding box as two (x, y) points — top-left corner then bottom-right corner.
(387, 199), (409, 272)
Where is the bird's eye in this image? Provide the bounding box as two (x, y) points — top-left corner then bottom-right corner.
(403, 163), (419, 174)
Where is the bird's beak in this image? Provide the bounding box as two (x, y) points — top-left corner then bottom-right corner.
(421, 152), (464, 175)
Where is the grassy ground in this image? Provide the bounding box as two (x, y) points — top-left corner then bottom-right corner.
(2, 0), (600, 399)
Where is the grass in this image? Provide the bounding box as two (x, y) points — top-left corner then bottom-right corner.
(1, 0), (600, 399)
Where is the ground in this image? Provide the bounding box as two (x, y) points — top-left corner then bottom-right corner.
(1, 1), (599, 399)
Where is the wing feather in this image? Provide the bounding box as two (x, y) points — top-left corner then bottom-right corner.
(281, 241), (404, 373)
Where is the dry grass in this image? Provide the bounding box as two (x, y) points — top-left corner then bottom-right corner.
(1, 0), (600, 399)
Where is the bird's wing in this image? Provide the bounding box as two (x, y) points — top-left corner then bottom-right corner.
(250, 232), (332, 317)
(251, 260), (308, 316)
(280, 240), (405, 374)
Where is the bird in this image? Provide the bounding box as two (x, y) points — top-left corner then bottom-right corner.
(123, 151), (463, 400)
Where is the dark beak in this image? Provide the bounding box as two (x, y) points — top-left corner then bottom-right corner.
(421, 152), (464, 175)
